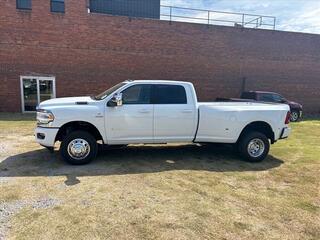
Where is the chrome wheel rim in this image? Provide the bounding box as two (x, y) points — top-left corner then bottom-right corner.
(247, 138), (265, 158)
(290, 112), (298, 121)
(67, 138), (90, 160)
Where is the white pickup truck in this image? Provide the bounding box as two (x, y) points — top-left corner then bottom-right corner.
(35, 80), (291, 165)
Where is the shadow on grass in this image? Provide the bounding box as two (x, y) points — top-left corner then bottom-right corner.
(0, 113), (35, 121)
(300, 114), (320, 121)
(0, 144), (284, 185)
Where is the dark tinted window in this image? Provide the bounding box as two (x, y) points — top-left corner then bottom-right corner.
(241, 92), (256, 99)
(260, 93), (277, 102)
(122, 85), (152, 104)
(51, 0), (65, 13)
(153, 85), (187, 104)
(89, 0), (160, 19)
(259, 93), (285, 102)
(271, 94), (284, 102)
(17, 0), (31, 9)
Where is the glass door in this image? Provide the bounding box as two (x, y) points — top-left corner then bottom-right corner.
(39, 79), (55, 102)
(20, 76), (56, 112)
(22, 78), (38, 112)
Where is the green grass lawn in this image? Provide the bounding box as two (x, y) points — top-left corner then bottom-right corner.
(0, 113), (319, 240)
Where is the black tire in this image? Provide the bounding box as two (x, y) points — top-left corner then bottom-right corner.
(290, 110), (300, 122)
(238, 131), (270, 162)
(60, 130), (98, 165)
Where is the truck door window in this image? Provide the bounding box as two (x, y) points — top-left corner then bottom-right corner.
(122, 84), (152, 104)
(153, 85), (187, 104)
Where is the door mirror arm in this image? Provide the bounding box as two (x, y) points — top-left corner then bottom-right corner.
(107, 93), (123, 107)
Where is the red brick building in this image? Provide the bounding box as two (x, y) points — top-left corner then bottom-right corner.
(0, 0), (320, 113)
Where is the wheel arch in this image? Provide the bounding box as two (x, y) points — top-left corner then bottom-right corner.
(237, 121), (275, 144)
(55, 121), (104, 143)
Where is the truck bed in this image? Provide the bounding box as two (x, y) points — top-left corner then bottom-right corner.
(195, 101), (290, 143)
(215, 97), (254, 102)
(199, 101), (287, 108)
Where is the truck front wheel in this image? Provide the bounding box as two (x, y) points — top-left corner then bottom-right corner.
(60, 131), (98, 165)
(238, 132), (270, 162)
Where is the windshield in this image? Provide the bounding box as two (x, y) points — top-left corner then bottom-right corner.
(94, 82), (127, 100)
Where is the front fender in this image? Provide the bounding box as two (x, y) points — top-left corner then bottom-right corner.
(47, 105), (106, 143)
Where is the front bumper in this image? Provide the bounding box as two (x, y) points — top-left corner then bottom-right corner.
(280, 127), (291, 139)
(34, 127), (59, 147)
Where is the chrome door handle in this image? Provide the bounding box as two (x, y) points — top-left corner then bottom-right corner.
(182, 109), (193, 113)
(95, 112), (103, 118)
(139, 109), (151, 113)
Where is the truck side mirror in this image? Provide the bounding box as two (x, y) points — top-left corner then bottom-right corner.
(107, 93), (123, 107)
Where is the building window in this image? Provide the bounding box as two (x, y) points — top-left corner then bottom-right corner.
(51, 0), (65, 13)
(89, 0), (160, 19)
(16, 0), (32, 10)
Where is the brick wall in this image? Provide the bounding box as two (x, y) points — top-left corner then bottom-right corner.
(0, 0), (320, 113)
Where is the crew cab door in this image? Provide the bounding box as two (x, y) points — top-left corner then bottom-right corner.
(105, 84), (153, 144)
(153, 84), (197, 142)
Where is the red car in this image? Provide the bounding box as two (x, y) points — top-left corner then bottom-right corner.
(241, 91), (303, 122)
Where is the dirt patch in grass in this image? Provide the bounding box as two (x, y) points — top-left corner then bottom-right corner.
(0, 113), (319, 239)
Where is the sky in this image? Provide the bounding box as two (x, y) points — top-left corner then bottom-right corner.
(161, 0), (320, 34)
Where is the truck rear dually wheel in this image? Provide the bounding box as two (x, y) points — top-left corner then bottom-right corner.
(60, 131), (98, 165)
(238, 131), (270, 162)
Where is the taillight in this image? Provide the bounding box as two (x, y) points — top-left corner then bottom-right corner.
(285, 111), (291, 124)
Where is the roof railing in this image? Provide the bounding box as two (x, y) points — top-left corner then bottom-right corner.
(160, 5), (276, 30)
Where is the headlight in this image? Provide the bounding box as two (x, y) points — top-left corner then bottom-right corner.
(37, 109), (55, 125)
